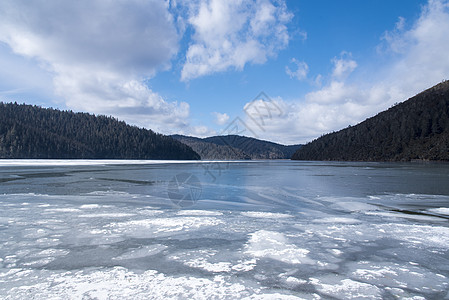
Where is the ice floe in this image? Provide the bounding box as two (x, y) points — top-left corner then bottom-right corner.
(428, 207), (449, 216)
(245, 230), (313, 265)
(241, 211), (294, 219)
(177, 210), (223, 216)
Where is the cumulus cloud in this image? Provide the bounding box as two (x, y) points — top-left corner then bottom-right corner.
(242, 0), (449, 145)
(174, 124), (217, 138)
(0, 0), (189, 132)
(212, 112), (230, 125)
(241, 86), (401, 145)
(386, 0), (449, 90)
(331, 52), (357, 80)
(180, 0), (292, 81)
(191, 125), (217, 137)
(241, 95), (365, 144)
(285, 58), (309, 81)
(0, 0), (178, 75)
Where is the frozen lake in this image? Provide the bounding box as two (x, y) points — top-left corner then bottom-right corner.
(0, 160), (448, 299)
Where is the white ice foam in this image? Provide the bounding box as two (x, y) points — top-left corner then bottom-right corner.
(349, 261), (449, 293)
(80, 204), (101, 209)
(310, 277), (382, 299)
(1, 267), (260, 299)
(107, 217), (223, 238)
(78, 213), (135, 218)
(137, 209), (164, 216)
(21, 257), (56, 267)
(29, 249), (69, 258)
(177, 210), (223, 216)
(313, 217), (361, 224)
(245, 230), (313, 265)
(169, 249), (257, 274)
(241, 212), (294, 219)
(242, 293), (306, 299)
(185, 258), (233, 273)
(45, 208), (81, 213)
(231, 259), (258, 272)
(428, 207), (449, 216)
(374, 223), (449, 248)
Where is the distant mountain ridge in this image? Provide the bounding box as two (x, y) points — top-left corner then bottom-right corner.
(172, 134), (301, 160)
(292, 81), (449, 161)
(0, 102), (200, 159)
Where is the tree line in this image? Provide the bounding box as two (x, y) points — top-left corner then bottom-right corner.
(0, 102), (200, 160)
(172, 134), (302, 160)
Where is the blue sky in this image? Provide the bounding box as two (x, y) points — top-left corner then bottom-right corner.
(1, 0), (449, 144)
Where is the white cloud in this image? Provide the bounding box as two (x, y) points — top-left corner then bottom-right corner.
(53, 68), (191, 132)
(0, 43), (54, 99)
(212, 112), (230, 125)
(192, 125), (217, 137)
(0, 0), (178, 76)
(0, 0), (189, 133)
(285, 58), (309, 81)
(180, 0), (292, 81)
(176, 125), (217, 138)
(241, 97), (379, 145)
(379, 17), (408, 54)
(331, 52), (357, 80)
(242, 0), (449, 145)
(387, 0), (449, 90)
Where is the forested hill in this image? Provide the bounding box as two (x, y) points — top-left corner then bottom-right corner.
(292, 81), (449, 161)
(172, 134), (301, 160)
(171, 135), (249, 160)
(0, 102), (200, 160)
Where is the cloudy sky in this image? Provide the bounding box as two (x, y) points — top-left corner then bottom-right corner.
(1, 0), (449, 144)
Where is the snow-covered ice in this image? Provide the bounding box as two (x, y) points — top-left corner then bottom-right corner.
(0, 160), (448, 299)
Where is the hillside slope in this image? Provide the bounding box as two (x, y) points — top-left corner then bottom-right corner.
(171, 135), (250, 160)
(0, 102), (200, 160)
(292, 81), (449, 161)
(172, 134), (301, 160)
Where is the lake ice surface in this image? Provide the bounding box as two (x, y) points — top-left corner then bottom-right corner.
(0, 160), (448, 299)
